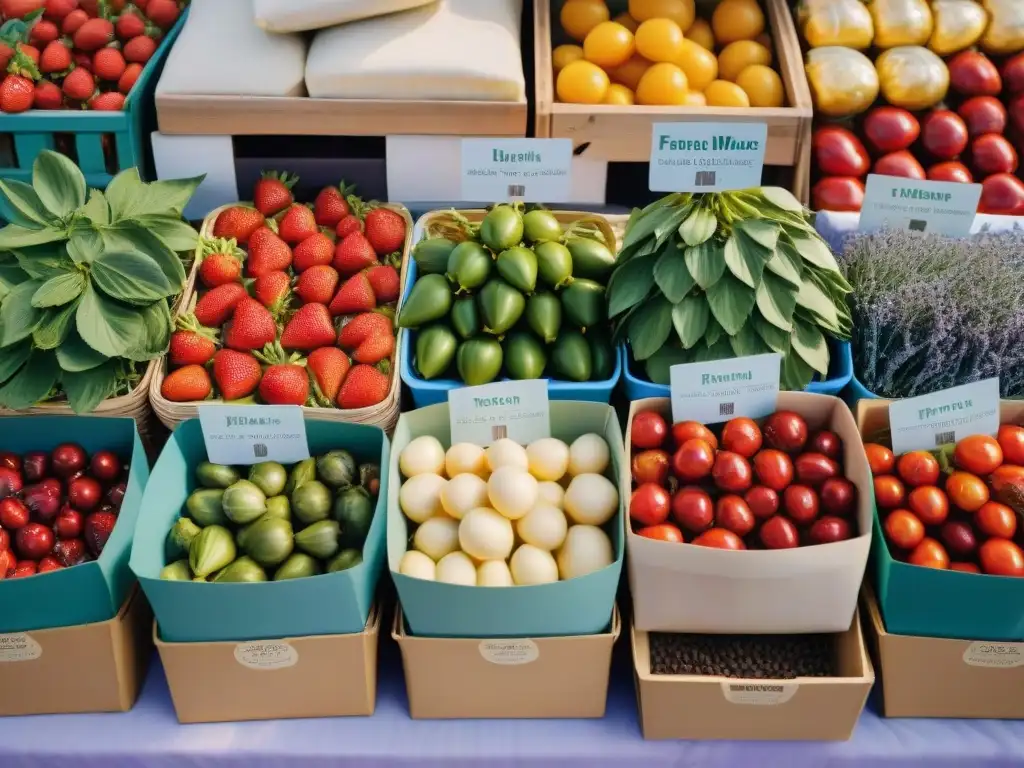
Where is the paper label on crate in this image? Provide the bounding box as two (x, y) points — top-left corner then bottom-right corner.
(448, 380), (550, 447)
(198, 405), (310, 465)
(669, 353), (781, 425)
(721, 682), (799, 705)
(859, 175), (982, 238)
(460, 138), (572, 202)
(963, 642), (1024, 669)
(234, 640), (299, 670)
(478, 639), (540, 665)
(888, 379), (1000, 455)
(0, 633), (42, 662)
(649, 122), (767, 193)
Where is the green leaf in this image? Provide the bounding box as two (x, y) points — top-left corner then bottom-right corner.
(76, 282), (143, 358)
(653, 242), (695, 303)
(759, 186), (804, 214)
(607, 254), (656, 318)
(781, 349), (814, 391)
(0, 339), (30, 384)
(0, 179), (55, 227)
(32, 151), (86, 219)
(102, 226), (186, 288)
(671, 293), (709, 349)
(723, 233), (770, 289)
(63, 361), (118, 414)
(728, 322), (769, 358)
(796, 277), (842, 332)
(644, 343), (693, 385)
(678, 207), (717, 247)
(56, 329), (108, 372)
(12, 243), (72, 279)
(704, 316), (725, 347)
(788, 229), (841, 273)
(684, 241), (726, 290)
(141, 176), (205, 217)
(734, 219), (780, 254)
(0, 350), (58, 410)
(623, 202), (677, 250)
(765, 239), (804, 288)
(694, 337), (736, 363)
(0, 224), (66, 250)
(755, 272), (797, 332)
(67, 227), (104, 264)
(31, 271), (85, 308)
(131, 215), (200, 253)
(124, 299), (172, 362)
(753, 311), (791, 354)
(628, 296), (673, 361)
(103, 167), (145, 221)
(91, 250), (175, 304)
(791, 318), (830, 376)
(33, 299), (78, 350)
(0, 257), (27, 303)
(0, 278), (43, 346)
(81, 189), (110, 226)
(705, 274), (755, 336)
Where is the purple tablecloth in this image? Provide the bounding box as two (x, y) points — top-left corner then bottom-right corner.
(2, 636), (1024, 768)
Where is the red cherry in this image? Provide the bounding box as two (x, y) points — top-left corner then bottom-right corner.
(51, 443), (87, 479)
(0, 498), (30, 530)
(68, 476), (103, 512)
(0, 466), (23, 499)
(16, 522), (54, 561)
(89, 450), (122, 483)
(54, 505), (84, 540)
(22, 451), (48, 483)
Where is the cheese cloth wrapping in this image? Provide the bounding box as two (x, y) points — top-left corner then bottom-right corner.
(305, 0), (525, 102)
(253, 0), (438, 33)
(156, 0), (306, 96)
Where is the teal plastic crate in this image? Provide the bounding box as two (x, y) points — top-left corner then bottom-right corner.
(0, 11), (186, 188)
(0, 415), (148, 633)
(130, 418), (389, 643)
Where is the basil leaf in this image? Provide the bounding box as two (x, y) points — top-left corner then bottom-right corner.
(678, 207), (717, 247)
(753, 310), (792, 355)
(76, 282), (142, 358)
(0, 224), (66, 250)
(32, 300), (78, 350)
(32, 271), (85, 308)
(0, 278), (44, 346)
(760, 187), (804, 214)
(782, 349), (815, 391)
(684, 241), (726, 290)
(607, 253), (655, 318)
(0, 339), (30, 384)
(705, 274), (755, 336)
(728, 322), (769, 358)
(124, 299), (172, 362)
(91, 250), (175, 304)
(734, 219), (780, 253)
(81, 189), (110, 226)
(32, 150), (86, 218)
(104, 167), (145, 222)
(132, 215), (200, 252)
(723, 233), (769, 289)
(0, 349), (58, 410)
(791, 318), (830, 376)
(67, 227), (104, 264)
(653, 242), (695, 303)
(671, 294), (709, 350)
(102, 225), (186, 287)
(13, 243), (73, 279)
(755, 272), (797, 332)
(0, 179), (55, 227)
(63, 360), (118, 414)
(139, 176), (204, 217)
(0, 257), (28, 303)
(628, 296), (673, 361)
(56, 328), (107, 372)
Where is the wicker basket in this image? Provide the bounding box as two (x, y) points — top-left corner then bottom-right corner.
(149, 202), (414, 434)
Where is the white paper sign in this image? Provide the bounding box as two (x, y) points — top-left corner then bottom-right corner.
(461, 138), (572, 202)
(859, 175), (982, 237)
(963, 641), (1024, 669)
(478, 639), (540, 665)
(721, 682), (798, 705)
(670, 353), (781, 425)
(0, 633), (41, 662)
(234, 640), (299, 670)
(888, 379), (1001, 455)
(649, 122), (767, 193)
(198, 405), (310, 465)
(448, 380), (550, 446)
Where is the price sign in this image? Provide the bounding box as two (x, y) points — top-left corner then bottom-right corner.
(198, 405), (310, 465)
(670, 353), (781, 425)
(649, 122), (767, 193)
(888, 379), (1000, 455)
(461, 138), (572, 202)
(859, 175), (981, 237)
(448, 380), (550, 446)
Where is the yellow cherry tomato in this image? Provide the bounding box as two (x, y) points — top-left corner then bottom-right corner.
(612, 11), (639, 32)
(553, 44), (585, 72)
(682, 90), (707, 106)
(705, 79), (751, 107)
(736, 64), (784, 106)
(629, 0), (696, 31)
(583, 21), (636, 69)
(635, 18), (685, 63)
(602, 83), (636, 104)
(606, 54), (652, 90)
(560, 0), (611, 42)
(675, 38), (718, 91)
(636, 61), (689, 105)
(717, 39), (772, 81)
(712, 0), (766, 44)
(685, 18), (716, 50)
(557, 59), (611, 103)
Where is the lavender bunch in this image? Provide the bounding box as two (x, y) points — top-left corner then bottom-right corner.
(839, 228), (1024, 398)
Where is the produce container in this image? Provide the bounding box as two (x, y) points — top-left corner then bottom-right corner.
(0, 12), (186, 188)
(846, 374), (880, 406)
(394, 603), (619, 719)
(534, 0), (814, 200)
(400, 209), (622, 408)
(130, 418), (388, 643)
(148, 202), (412, 432)
(0, 416), (148, 633)
(857, 398), (1024, 641)
(156, 605), (380, 723)
(626, 394), (872, 633)
(633, 609), (874, 740)
(863, 585), (1024, 719)
(387, 401), (624, 638)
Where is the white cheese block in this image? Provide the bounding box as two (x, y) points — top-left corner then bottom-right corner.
(305, 0), (525, 102)
(253, 0), (439, 33)
(156, 0), (307, 97)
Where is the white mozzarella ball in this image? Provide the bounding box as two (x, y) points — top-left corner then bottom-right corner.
(510, 544), (560, 586)
(413, 516), (460, 561)
(557, 525), (614, 580)
(477, 560), (514, 587)
(567, 433), (610, 476)
(440, 473), (489, 520)
(516, 504), (569, 551)
(435, 551), (477, 586)
(459, 507), (515, 561)
(563, 473), (619, 526)
(526, 437), (570, 481)
(445, 443), (488, 478)
(398, 550), (436, 581)
(399, 473), (448, 524)
(487, 466), (539, 520)
(399, 436), (446, 478)
(486, 438), (529, 472)
(536, 481), (565, 509)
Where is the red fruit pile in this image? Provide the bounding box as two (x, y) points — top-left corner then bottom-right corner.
(875, 425), (1024, 577)
(160, 172), (407, 411)
(0, 0), (187, 113)
(0, 443), (127, 579)
(628, 410), (858, 550)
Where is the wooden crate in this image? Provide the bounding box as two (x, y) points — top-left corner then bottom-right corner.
(534, 0), (813, 201)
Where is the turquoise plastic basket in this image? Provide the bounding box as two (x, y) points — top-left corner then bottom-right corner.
(0, 11), (186, 188)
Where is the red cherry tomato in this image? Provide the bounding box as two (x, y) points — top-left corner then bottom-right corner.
(907, 485), (949, 526)
(812, 126), (870, 176)
(946, 471), (989, 512)
(909, 537), (951, 569)
(671, 421), (718, 450)
(972, 134), (1019, 176)
(979, 173), (1024, 215)
(752, 449), (794, 492)
(958, 95), (1007, 138)
(809, 515), (852, 545)
(692, 528), (746, 550)
(711, 451), (753, 493)
(874, 475), (906, 509)
(897, 451), (940, 487)
(820, 477), (857, 517)
(921, 110), (969, 160)
(976, 501), (1018, 539)
(979, 538), (1024, 577)
(762, 411), (808, 454)
(632, 449), (670, 485)
(809, 431), (842, 460)
(672, 438), (716, 483)
(990, 464), (1024, 495)
(630, 483), (671, 527)
(794, 452), (840, 488)
(637, 523), (684, 543)
(951, 562), (981, 574)
(884, 509), (925, 550)
(671, 486), (714, 533)
(954, 434), (1003, 476)
(863, 106), (920, 153)
(948, 50), (1003, 97)
(632, 411), (668, 450)
(715, 495), (756, 537)
(864, 443), (895, 475)
(760, 515), (799, 549)
(874, 150), (926, 180)
(1003, 51), (1024, 94)
(812, 177), (865, 213)
(744, 485), (780, 519)
(783, 484), (819, 525)
(998, 425), (1024, 466)
(927, 161), (974, 184)
(720, 417), (763, 458)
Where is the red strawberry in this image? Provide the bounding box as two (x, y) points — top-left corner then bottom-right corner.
(313, 182), (356, 228)
(253, 270), (290, 313)
(83, 510), (116, 556)
(364, 207), (407, 257)
(18, 44), (39, 66)
(123, 33), (155, 63)
(0, 43), (14, 71)
(72, 50), (90, 71)
(37, 556), (62, 573)
(11, 561), (37, 578)
(92, 46), (124, 80)
(278, 204), (318, 245)
(33, 78), (61, 108)
(329, 272), (376, 316)
(53, 538), (85, 567)
(307, 347), (350, 405)
(60, 7), (87, 33)
(89, 91), (124, 110)
(280, 303), (337, 351)
(353, 333), (395, 365)
(295, 264), (339, 305)
(194, 282), (247, 326)
(39, 39), (70, 73)
(212, 349), (262, 401)
(1, 0), (42, 18)
(337, 364), (389, 409)
(29, 19), (59, 44)
(225, 298), (276, 351)
(169, 315), (218, 366)
(212, 206), (265, 244)
(336, 214), (362, 239)
(247, 226), (292, 277)
(255, 343), (309, 406)
(0, 75), (35, 113)
(198, 237), (244, 287)
(115, 9), (146, 39)
(117, 60), (140, 93)
(292, 232), (334, 272)
(74, 17), (113, 50)
(62, 66), (96, 101)
(253, 170), (297, 217)
(79, 0), (99, 13)
(332, 231), (378, 276)
(160, 364), (212, 402)
(337, 311), (393, 349)
(43, 0), (77, 19)
(366, 264), (400, 304)
(144, 0), (177, 28)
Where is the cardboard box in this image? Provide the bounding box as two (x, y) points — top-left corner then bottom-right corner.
(393, 604), (619, 719)
(387, 402), (624, 639)
(863, 585), (1024, 718)
(0, 587), (152, 716)
(857, 399), (1024, 641)
(633, 610), (874, 740)
(156, 605), (380, 724)
(0, 416), (150, 633)
(131, 418), (389, 643)
(626, 394), (873, 634)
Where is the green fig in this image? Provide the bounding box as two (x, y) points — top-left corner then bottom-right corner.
(523, 209), (563, 244)
(566, 236), (616, 282)
(248, 462), (287, 497)
(195, 462), (240, 489)
(316, 449), (357, 488)
(478, 279), (525, 335)
(534, 241), (574, 288)
(479, 204), (524, 251)
(450, 296), (481, 340)
(189, 525), (236, 579)
(525, 291), (562, 344)
(186, 488), (228, 527)
(333, 486), (375, 548)
(413, 237), (457, 274)
(285, 458), (316, 495)
(456, 337), (504, 386)
(398, 274), (452, 329)
(274, 553), (322, 581)
(446, 241), (492, 293)
(505, 332), (548, 380)
(496, 246), (538, 293)
(160, 559), (192, 581)
(292, 480), (333, 525)
(222, 480), (268, 525)
(415, 324), (457, 380)
(552, 330), (593, 382)
(560, 279), (605, 330)
(241, 516), (294, 567)
(213, 557), (268, 583)
(295, 520), (341, 560)
(265, 495), (291, 522)
(327, 549), (363, 573)
(168, 517), (201, 555)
